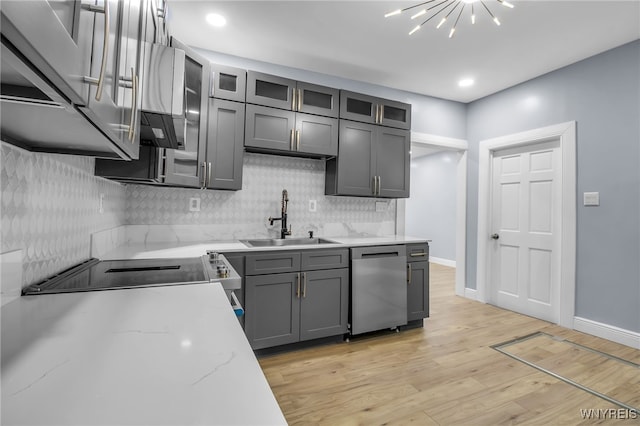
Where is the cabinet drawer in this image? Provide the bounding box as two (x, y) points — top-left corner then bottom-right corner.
(246, 251), (301, 275)
(406, 244), (429, 262)
(301, 249), (349, 271)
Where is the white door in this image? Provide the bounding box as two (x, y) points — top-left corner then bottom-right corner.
(489, 139), (562, 322)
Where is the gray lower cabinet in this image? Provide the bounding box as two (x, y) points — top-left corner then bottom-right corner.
(244, 249), (349, 350)
(406, 244), (430, 321)
(325, 120), (410, 198)
(244, 104), (338, 157)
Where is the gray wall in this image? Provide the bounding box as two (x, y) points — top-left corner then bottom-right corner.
(466, 40), (640, 332)
(195, 48), (468, 140)
(405, 151), (458, 261)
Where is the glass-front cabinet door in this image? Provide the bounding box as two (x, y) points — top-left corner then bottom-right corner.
(296, 82), (339, 118)
(163, 40), (209, 188)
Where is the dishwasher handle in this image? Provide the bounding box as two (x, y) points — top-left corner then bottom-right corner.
(360, 251), (401, 258)
(351, 245), (405, 260)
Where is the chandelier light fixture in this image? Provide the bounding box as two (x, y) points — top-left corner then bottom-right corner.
(385, 0), (514, 38)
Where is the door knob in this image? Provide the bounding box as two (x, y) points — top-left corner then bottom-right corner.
(491, 233), (500, 240)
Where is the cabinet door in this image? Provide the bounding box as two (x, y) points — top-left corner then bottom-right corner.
(245, 104), (296, 152)
(245, 273), (301, 349)
(379, 98), (412, 130)
(246, 71), (295, 110)
(295, 113), (338, 157)
(375, 127), (410, 198)
(296, 82), (339, 118)
(210, 63), (246, 102)
(0, 0), (93, 106)
(206, 99), (244, 190)
(334, 120), (377, 196)
(300, 269), (349, 341)
(163, 46), (209, 187)
(407, 261), (430, 321)
(339, 90), (377, 124)
(116, 0), (143, 154)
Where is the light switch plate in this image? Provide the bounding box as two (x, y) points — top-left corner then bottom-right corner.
(189, 197), (201, 212)
(583, 192), (600, 206)
(309, 200), (317, 212)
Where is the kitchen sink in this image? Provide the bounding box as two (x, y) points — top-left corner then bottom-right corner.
(241, 237), (338, 247)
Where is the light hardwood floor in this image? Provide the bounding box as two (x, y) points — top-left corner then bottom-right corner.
(258, 264), (640, 425)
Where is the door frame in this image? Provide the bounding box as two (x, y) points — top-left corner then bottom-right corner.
(476, 121), (576, 328)
(396, 132), (468, 297)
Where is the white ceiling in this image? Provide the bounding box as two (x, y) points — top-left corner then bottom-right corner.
(166, 0), (640, 103)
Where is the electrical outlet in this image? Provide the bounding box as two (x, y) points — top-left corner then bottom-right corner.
(309, 199), (317, 212)
(189, 197), (201, 212)
(375, 201), (387, 212)
(99, 193), (104, 214)
(583, 192), (600, 206)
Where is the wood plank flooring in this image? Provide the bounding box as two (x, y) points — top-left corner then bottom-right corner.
(258, 264), (640, 425)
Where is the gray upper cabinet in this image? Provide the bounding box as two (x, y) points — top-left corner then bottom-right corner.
(325, 120), (410, 198)
(205, 98), (245, 190)
(210, 63), (246, 103)
(0, 0), (143, 159)
(162, 39), (209, 188)
(247, 71), (339, 118)
(245, 104), (338, 158)
(340, 90), (411, 130)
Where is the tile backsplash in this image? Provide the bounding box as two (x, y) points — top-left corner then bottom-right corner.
(1, 142), (125, 287)
(2, 146), (396, 288)
(125, 153), (397, 240)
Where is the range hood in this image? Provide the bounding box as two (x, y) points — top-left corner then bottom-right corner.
(139, 42), (186, 150)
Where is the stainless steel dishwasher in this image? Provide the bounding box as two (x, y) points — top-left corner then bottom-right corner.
(350, 245), (407, 335)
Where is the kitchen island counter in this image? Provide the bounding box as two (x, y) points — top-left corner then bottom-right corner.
(1, 282), (287, 425)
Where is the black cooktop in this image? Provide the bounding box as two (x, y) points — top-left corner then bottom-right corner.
(23, 257), (208, 295)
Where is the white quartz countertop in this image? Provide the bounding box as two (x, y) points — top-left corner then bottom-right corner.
(1, 283), (287, 426)
(100, 235), (429, 260)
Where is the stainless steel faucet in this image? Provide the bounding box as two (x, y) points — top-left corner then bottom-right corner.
(268, 189), (292, 239)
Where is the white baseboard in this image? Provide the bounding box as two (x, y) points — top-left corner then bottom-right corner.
(573, 317), (640, 349)
(430, 257), (456, 267)
(463, 287), (478, 300)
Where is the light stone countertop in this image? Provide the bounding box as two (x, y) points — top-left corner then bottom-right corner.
(1, 283), (287, 426)
(100, 235), (429, 260)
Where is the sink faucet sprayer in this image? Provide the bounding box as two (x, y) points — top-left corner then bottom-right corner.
(268, 189), (292, 239)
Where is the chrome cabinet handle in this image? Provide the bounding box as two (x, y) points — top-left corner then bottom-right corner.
(291, 87), (296, 110)
(296, 130), (300, 151)
(201, 161), (207, 189)
(296, 273), (301, 298)
(302, 272), (306, 298)
(407, 263), (412, 283)
(380, 104), (384, 123)
(207, 162), (212, 187)
(297, 88), (302, 111)
(82, 1), (109, 101)
(410, 252), (427, 257)
(372, 176), (377, 195)
(128, 68), (138, 142)
(377, 176), (381, 195)
(290, 129), (295, 150)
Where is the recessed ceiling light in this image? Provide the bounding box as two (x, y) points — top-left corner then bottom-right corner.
(206, 13), (226, 27)
(458, 78), (475, 87)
